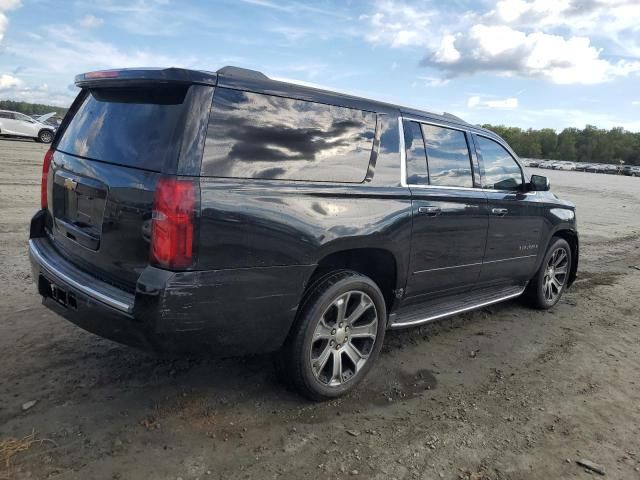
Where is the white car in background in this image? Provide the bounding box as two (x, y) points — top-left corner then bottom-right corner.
(0, 110), (56, 143)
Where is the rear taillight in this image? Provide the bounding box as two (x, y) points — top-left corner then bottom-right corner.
(150, 177), (199, 270)
(41, 148), (53, 209)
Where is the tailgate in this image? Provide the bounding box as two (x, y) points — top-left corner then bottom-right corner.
(46, 82), (212, 289)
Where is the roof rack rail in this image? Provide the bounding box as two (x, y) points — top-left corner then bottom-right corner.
(442, 112), (468, 124)
(216, 66), (270, 81)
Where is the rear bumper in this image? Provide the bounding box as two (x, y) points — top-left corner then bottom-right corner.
(29, 225), (314, 354)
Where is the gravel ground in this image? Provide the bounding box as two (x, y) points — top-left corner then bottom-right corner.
(1, 138), (640, 480)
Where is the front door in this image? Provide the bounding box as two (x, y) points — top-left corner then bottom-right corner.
(402, 119), (489, 303)
(472, 134), (543, 287)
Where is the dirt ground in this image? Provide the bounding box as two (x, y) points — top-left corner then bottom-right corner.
(1, 137), (640, 480)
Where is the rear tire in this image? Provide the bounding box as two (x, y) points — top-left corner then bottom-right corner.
(276, 270), (386, 401)
(525, 237), (572, 309)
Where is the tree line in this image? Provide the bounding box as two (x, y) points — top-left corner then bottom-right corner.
(482, 124), (640, 165)
(0, 99), (68, 116)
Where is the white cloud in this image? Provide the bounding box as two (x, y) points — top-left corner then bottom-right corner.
(0, 0), (21, 43)
(489, 0), (640, 57)
(0, 73), (72, 106)
(0, 73), (23, 90)
(416, 75), (449, 87)
(359, 1), (433, 48)
(360, 1), (640, 85)
(429, 24), (640, 84)
(467, 95), (519, 109)
(433, 34), (460, 63)
(632, 101), (640, 106)
(79, 14), (103, 28)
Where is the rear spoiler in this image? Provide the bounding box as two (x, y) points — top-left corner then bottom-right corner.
(75, 68), (218, 88)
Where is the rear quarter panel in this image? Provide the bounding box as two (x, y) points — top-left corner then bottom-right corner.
(197, 114), (412, 292)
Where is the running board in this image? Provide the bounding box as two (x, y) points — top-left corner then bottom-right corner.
(389, 285), (526, 328)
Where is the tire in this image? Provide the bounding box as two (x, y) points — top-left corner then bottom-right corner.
(525, 237), (572, 309)
(37, 129), (54, 144)
(276, 270), (387, 401)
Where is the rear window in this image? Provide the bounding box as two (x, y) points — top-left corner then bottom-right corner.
(57, 86), (189, 172)
(201, 88), (376, 182)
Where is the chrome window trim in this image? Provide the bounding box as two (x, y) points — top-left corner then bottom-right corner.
(398, 116), (408, 187)
(475, 132), (521, 165)
(474, 132), (527, 189)
(398, 116), (532, 194)
(400, 115), (491, 192)
(401, 116), (469, 133)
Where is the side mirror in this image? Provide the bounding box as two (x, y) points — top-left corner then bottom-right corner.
(529, 174), (550, 192)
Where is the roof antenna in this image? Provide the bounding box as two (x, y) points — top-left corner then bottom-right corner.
(442, 112), (468, 124)
(216, 66), (269, 80)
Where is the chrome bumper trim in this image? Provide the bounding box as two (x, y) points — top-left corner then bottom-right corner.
(29, 238), (134, 314)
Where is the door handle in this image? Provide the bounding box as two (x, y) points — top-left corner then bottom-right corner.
(418, 206), (441, 216)
(491, 208), (509, 216)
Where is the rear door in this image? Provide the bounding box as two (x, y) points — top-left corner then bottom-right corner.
(472, 133), (543, 287)
(0, 111), (21, 135)
(13, 112), (39, 137)
(403, 119), (489, 302)
(48, 82), (213, 289)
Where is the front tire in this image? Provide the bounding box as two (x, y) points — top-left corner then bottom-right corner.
(525, 237), (572, 309)
(37, 130), (54, 144)
(277, 270), (386, 401)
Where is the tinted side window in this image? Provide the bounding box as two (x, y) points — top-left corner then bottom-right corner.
(0, 112), (14, 119)
(477, 136), (523, 191)
(15, 113), (33, 123)
(421, 124), (473, 188)
(403, 120), (428, 185)
(202, 88), (376, 182)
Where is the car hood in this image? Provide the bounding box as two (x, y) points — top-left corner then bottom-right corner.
(35, 112), (56, 123)
(537, 190), (575, 209)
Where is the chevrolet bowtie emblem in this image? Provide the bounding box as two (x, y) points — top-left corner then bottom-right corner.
(63, 178), (78, 191)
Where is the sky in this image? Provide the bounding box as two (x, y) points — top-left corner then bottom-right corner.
(0, 0), (639, 131)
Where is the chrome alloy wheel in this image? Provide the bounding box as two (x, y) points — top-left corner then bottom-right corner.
(310, 290), (378, 387)
(40, 131), (53, 143)
(543, 246), (569, 302)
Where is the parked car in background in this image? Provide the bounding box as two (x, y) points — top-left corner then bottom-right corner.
(631, 166), (640, 177)
(621, 165), (633, 176)
(603, 164), (618, 174)
(28, 66), (579, 400)
(0, 110), (56, 143)
(574, 163), (589, 172)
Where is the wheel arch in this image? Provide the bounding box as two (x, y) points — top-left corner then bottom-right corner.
(552, 229), (579, 287)
(303, 248), (400, 315)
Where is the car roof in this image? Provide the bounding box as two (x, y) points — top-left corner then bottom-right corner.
(215, 66), (498, 138)
(76, 66), (499, 139)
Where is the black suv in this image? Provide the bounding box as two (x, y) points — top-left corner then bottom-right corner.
(29, 67), (578, 400)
